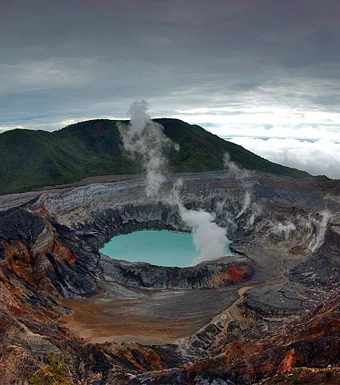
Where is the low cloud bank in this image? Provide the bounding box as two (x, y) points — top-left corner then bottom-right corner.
(229, 137), (340, 179)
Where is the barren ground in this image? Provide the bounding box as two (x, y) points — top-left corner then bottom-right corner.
(62, 287), (240, 344)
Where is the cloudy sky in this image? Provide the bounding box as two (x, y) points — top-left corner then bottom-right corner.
(1, 0), (340, 178)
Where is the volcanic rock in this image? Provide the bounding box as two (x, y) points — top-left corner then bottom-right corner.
(0, 171), (339, 384)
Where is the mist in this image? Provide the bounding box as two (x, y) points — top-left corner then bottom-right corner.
(236, 191), (252, 219)
(118, 100), (176, 198)
(308, 211), (332, 252)
(118, 101), (229, 264)
(272, 222), (296, 241)
(180, 206), (228, 265)
(169, 179), (229, 264)
(223, 152), (249, 180)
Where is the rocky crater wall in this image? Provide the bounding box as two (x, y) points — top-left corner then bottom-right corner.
(32, 171), (340, 276)
(26, 171), (340, 295)
(0, 172), (340, 384)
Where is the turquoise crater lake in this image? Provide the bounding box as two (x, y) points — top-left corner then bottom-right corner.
(100, 229), (231, 267)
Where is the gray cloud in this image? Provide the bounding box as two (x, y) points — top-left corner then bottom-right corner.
(1, 0), (340, 139)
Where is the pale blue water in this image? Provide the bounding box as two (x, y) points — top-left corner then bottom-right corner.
(100, 229), (231, 267)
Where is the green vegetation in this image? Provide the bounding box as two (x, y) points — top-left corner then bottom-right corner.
(29, 353), (73, 385)
(0, 118), (314, 195)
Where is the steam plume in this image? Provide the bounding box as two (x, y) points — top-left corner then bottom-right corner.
(180, 206), (228, 264)
(308, 211), (332, 252)
(272, 222), (296, 240)
(224, 152), (249, 179)
(170, 179), (229, 264)
(236, 191), (251, 218)
(118, 100), (176, 198)
(119, 101), (229, 264)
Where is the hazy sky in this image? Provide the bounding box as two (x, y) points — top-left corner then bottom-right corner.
(1, 0), (340, 178)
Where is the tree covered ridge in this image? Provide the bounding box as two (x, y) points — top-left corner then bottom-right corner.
(0, 118), (313, 195)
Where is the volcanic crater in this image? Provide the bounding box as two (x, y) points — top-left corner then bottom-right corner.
(0, 171), (339, 384)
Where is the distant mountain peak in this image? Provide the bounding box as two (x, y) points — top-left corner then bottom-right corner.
(0, 118), (311, 194)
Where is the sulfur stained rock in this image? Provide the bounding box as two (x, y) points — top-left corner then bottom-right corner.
(0, 171), (339, 384)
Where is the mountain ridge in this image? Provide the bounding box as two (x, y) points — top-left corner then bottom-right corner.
(0, 118), (315, 194)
